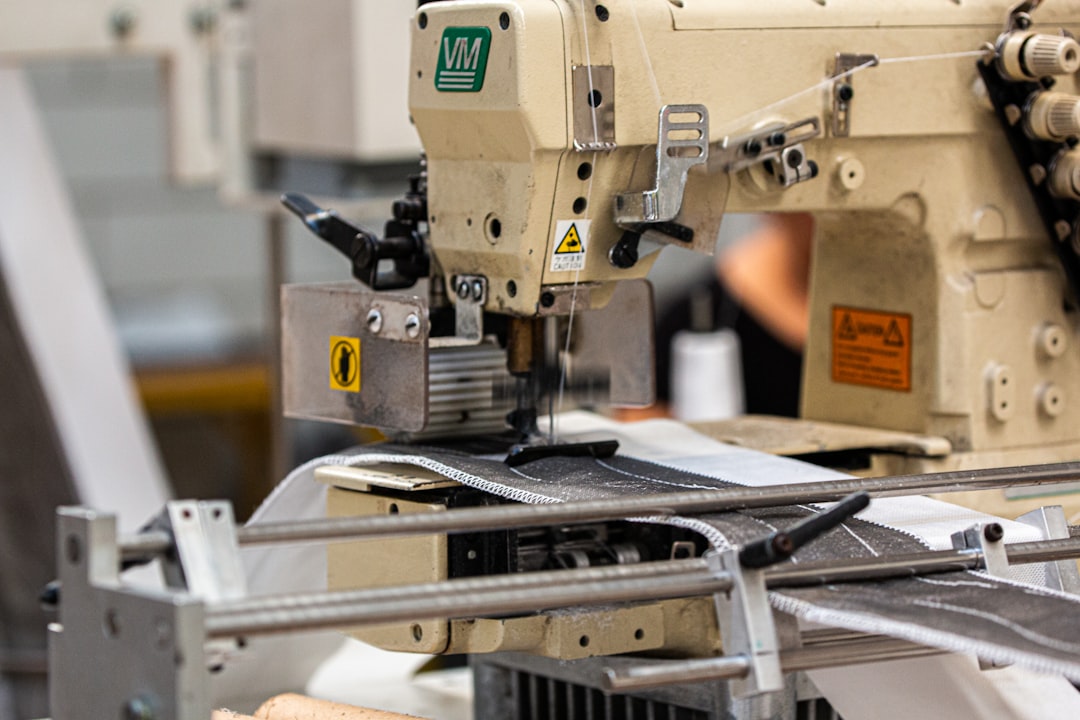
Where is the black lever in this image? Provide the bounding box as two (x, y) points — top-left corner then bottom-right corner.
(738, 491), (870, 569)
(609, 222), (695, 269)
(281, 192), (429, 291)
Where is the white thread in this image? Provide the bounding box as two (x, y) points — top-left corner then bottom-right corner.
(912, 598), (1080, 655)
(596, 458), (719, 491)
(915, 576), (997, 590)
(716, 48), (988, 136)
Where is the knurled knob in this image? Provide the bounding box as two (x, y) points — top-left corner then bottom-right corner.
(1025, 34), (1080, 77)
(1027, 92), (1080, 141)
(999, 32), (1080, 79)
(1050, 150), (1080, 199)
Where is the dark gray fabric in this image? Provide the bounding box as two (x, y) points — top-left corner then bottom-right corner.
(348, 444), (1080, 680)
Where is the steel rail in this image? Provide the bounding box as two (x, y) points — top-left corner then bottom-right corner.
(604, 636), (945, 691)
(209, 461), (1080, 550)
(201, 535), (1080, 640)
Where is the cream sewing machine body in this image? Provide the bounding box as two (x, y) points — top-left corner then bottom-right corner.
(284, 0), (1080, 664)
(406, 0), (1080, 472)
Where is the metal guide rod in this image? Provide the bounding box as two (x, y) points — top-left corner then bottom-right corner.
(201, 536), (1080, 640)
(212, 557), (712, 615)
(221, 461), (1080, 547)
(204, 566), (727, 638)
(605, 636), (945, 692)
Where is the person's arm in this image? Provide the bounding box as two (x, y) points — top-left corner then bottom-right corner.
(716, 213), (812, 351)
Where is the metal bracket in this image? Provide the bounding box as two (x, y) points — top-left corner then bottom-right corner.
(1016, 505), (1080, 595)
(832, 54), (878, 137)
(572, 65), (616, 151)
(1005, 1), (1041, 32)
(163, 500), (246, 602)
(50, 508), (211, 720)
(715, 117), (821, 189)
(951, 522), (1011, 671)
(951, 522), (1011, 577)
(614, 104), (709, 224)
(451, 274), (487, 344)
(711, 549), (784, 698)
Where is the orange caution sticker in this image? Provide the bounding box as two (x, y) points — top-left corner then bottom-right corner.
(831, 306), (911, 392)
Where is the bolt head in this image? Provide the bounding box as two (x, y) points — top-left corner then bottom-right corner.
(456, 280), (470, 300)
(471, 280), (485, 301)
(366, 309), (383, 334)
(984, 523), (1005, 543)
(405, 313), (421, 338)
(837, 83), (855, 102)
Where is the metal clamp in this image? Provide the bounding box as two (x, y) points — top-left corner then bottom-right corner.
(951, 521), (1011, 576)
(711, 549), (784, 698)
(614, 104), (709, 224)
(951, 522), (1011, 670)
(715, 117), (822, 189)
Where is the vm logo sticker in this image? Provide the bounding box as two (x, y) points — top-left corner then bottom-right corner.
(435, 27), (491, 92)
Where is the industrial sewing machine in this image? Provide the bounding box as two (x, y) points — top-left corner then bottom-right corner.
(47, 1), (1080, 718)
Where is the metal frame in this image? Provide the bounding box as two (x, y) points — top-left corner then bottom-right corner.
(47, 459), (1080, 718)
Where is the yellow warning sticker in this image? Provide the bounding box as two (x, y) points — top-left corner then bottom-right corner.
(555, 224), (583, 253)
(831, 306), (911, 392)
(329, 335), (361, 392)
(550, 219), (590, 272)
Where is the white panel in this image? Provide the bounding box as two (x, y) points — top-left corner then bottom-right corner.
(0, 68), (170, 530)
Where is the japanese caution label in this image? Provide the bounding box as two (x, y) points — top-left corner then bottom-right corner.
(831, 306), (911, 392)
(550, 220), (589, 272)
(329, 336), (361, 392)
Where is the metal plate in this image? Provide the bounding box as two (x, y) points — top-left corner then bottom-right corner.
(282, 282), (429, 431)
(574, 280), (655, 406)
(572, 65), (615, 151)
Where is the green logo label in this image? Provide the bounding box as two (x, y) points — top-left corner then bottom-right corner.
(435, 27), (491, 92)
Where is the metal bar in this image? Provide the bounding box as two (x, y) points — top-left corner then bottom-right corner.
(1005, 535), (1080, 564)
(211, 558), (712, 615)
(764, 548), (981, 587)
(204, 566), (728, 639)
(200, 535), (1078, 641)
(231, 461), (1080, 547)
(604, 636), (943, 692)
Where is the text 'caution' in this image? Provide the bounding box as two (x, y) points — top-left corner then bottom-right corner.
(831, 307), (911, 392)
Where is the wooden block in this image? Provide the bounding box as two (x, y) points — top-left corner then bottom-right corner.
(253, 693), (427, 720)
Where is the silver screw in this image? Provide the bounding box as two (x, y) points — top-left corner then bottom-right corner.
(471, 279), (485, 301)
(405, 313), (421, 339)
(456, 279), (470, 300)
(366, 309), (383, 334)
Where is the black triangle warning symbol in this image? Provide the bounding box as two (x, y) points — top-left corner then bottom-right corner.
(884, 319), (905, 347)
(555, 224), (583, 254)
(838, 313), (857, 341)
